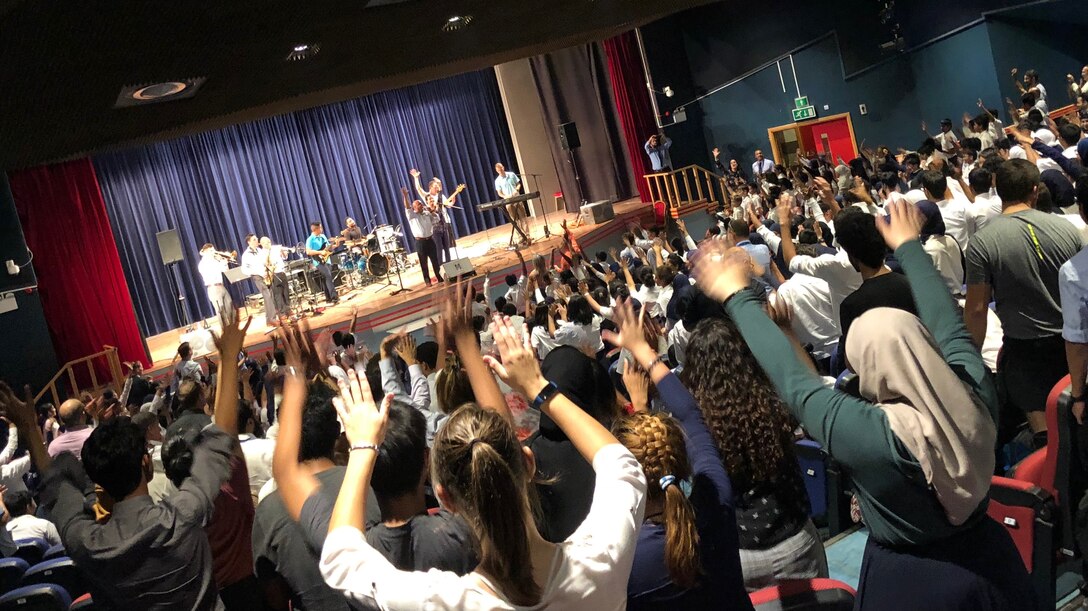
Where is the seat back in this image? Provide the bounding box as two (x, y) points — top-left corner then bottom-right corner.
(1041, 374), (1071, 502)
(749, 578), (857, 610)
(39, 547), (63, 564)
(69, 594), (94, 611)
(795, 440), (828, 519)
(20, 559), (86, 600)
(0, 584), (72, 611)
(10, 540), (47, 567)
(0, 558), (28, 594)
(987, 476), (1056, 610)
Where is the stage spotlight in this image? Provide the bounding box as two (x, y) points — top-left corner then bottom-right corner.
(286, 43), (320, 61)
(442, 14), (474, 32)
(663, 86), (674, 98)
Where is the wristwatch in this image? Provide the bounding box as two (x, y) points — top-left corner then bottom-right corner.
(531, 381), (560, 411)
(1072, 393), (1087, 403)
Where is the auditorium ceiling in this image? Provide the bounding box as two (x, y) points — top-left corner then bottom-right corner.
(0, 0), (714, 170)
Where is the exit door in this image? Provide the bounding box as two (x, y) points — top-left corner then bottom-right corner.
(768, 113), (858, 166)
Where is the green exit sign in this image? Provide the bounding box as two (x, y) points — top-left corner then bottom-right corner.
(794, 96), (809, 109)
(792, 105), (816, 121)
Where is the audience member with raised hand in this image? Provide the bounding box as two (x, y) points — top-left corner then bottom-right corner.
(681, 311), (827, 590)
(604, 299), (753, 610)
(692, 201), (1034, 609)
(317, 311), (645, 609)
(162, 309), (260, 610)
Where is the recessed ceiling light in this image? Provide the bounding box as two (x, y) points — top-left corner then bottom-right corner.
(287, 43), (320, 61)
(114, 78), (206, 108)
(442, 14), (473, 32)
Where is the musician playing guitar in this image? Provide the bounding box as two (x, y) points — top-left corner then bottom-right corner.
(494, 162), (531, 246)
(410, 168), (465, 266)
(304, 221), (341, 305)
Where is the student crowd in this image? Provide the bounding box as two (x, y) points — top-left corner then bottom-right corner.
(2, 64), (1088, 611)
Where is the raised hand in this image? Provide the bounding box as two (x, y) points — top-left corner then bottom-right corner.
(333, 366), (393, 447)
(0, 383), (36, 434)
(921, 120), (928, 133)
(766, 292), (794, 330)
(211, 308), (252, 358)
(876, 200), (924, 251)
(409, 168), (421, 178)
(690, 240), (754, 303)
(483, 315), (546, 399)
(776, 192), (792, 224)
(394, 334), (418, 366)
(1010, 67), (1018, 78)
(601, 297), (650, 354)
(620, 359), (650, 413)
(712, 147), (720, 157)
(578, 280), (589, 295)
(438, 280), (475, 338)
(813, 176), (834, 202)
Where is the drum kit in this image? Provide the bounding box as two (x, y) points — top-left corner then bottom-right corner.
(334, 224), (411, 288)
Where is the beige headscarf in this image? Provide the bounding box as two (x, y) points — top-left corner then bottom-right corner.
(846, 308), (995, 525)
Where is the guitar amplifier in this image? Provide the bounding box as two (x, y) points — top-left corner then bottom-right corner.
(580, 200), (615, 225)
(440, 258), (476, 280)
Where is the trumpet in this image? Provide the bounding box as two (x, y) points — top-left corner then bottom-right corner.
(212, 249), (238, 262)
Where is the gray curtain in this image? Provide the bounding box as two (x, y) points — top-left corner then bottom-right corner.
(530, 43), (637, 211)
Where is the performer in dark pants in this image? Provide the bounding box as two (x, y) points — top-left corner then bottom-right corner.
(411, 168), (463, 264)
(304, 222), (340, 304)
(240, 234), (280, 326)
(260, 237), (290, 318)
(402, 187), (443, 285)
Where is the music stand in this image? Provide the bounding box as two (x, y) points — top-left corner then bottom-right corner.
(223, 267), (252, 320)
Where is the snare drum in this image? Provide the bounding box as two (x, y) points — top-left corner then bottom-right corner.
(366, 252), (389, 276)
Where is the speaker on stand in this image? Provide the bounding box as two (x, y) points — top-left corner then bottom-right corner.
(558, 122), (585, 206)
(155, 229), (194, 332)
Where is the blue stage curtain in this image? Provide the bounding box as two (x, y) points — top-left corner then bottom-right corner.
(94, 69), (516, 335)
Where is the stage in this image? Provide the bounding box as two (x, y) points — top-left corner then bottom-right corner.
(143, 197), (679, 375)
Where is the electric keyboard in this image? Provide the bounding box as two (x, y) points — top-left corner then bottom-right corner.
(477, 191), (540, 212)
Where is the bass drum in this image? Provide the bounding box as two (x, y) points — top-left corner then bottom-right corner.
(366, 252), (389, 276)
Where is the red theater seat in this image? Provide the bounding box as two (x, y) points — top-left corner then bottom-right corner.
(749, 578), (856, 610)
(987, 476), (1056, 609)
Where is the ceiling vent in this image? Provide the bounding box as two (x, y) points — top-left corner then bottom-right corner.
(114, 77), (206, 108)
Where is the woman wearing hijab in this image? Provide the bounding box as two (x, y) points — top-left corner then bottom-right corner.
(692, 201), (1034, 610)
(527, 346), (619, 542)
(916, 200), (964, 296)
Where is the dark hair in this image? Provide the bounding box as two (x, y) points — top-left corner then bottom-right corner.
(968, 166), (993, 195)
(878, 171), (899, 191)
(1021, 91), (1036, 106)
(595, 251), (608, 262)
(835, 209), (886, 269)
(244, 233), (256, 243)
(83, 419), (147, 500)
(3, 490), (31, 517)
(416, 341), (439, 370)
(680, 318), (808, 513)
(655, 263), (677, 286)
(1059, 123), (1083, 147)
(432, 406), (539, 605)
(706, 225), (721, 237)
(505, 274), (518, 287)
(904, 153), (921, 168)
(436, 354), (475, 414)
(995, 158), (1040, 203)
(502, 303), (518, 317)
(920, 170), (947, 200)
(960, 137), (982, 154)
(177, 342), (192, 360)
(300, 382), (340, 462)
(340, 333), (355, 348)
(565, 294), (594, 325)
(372, 403), (428, 499)
(613, 413), (700, 588)
(494, 296), (508, 313)
(310, 222), (322, 229)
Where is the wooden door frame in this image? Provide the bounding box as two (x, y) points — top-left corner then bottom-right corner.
(767, 112), (858, 165)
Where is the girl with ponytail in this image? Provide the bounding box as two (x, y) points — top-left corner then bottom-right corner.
(607, 298), (753, 610)
(278, 282), (647, 609)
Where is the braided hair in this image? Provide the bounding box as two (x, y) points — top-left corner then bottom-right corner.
(613, 412), (701, 588)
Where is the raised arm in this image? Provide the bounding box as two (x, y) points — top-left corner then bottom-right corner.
(409, 169), (427, 199)
(271, 329), (321, 521)
(774, 193), (799, 265)
(443, 282), (509, 421)
(211, 310), (252, 437)
(486, 316), (619, 464)
(877, 202), (996, 416)
(0, 384), (50, 473)
(328, 368), (392, 535)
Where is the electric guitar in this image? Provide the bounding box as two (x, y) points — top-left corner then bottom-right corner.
(310, 236), (345, 265)
(427, 183), (467, 214)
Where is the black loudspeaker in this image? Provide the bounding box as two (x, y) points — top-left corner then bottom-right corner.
(156, 229), (183, 265)
(558, 122), (581, 151)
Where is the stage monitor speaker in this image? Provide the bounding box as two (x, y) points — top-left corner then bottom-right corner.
(440, 258), (476, 281)
(581, 200), (615, 225)
(558, 122), (580, 151)
(156, 229), (183, 265)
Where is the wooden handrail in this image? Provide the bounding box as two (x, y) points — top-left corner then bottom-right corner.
(643, 164), (730, 218)
(34, 345), (124, 406)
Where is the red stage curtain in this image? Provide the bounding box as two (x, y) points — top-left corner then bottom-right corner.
(603, 31), (658, 203)
(9, 159), (149, 373)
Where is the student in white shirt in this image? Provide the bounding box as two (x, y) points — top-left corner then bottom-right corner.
(3, 489), (61, 546)
(553, 295), (603, 356)
(272, 313), (645, 610)
(925, 118), (959, 153)
(917, 201), (965, 296)
(921, 170), (971, 250)
(967, 166), (1002, 233)
(1013, 67), (1048, 115)
(774, 270), (839, 357)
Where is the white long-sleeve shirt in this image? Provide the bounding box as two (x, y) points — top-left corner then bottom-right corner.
(319, 443), (646, 610)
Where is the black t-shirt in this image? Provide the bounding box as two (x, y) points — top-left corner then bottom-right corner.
(839, 271), (918, 357)
(365, 512), (478, 575)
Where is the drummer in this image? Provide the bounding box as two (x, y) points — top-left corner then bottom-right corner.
(340, 217), (365, 243)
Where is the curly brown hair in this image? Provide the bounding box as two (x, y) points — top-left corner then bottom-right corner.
(680, 317), (807, 510)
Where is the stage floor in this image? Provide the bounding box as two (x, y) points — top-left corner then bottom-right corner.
(144, 197), (658, 373)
